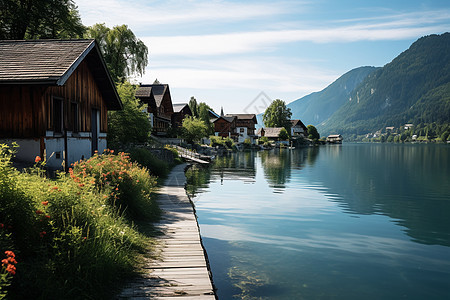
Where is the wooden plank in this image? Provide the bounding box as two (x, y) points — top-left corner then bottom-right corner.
(117, 164), (216, 299)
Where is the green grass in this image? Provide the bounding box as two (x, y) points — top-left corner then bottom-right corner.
(0, 145), (160, 299)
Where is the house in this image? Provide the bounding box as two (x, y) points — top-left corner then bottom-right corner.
(213, 116), (236, 138)
(260, 127), (284, 140)
(0, 39), (122, 169)
(290, 119), (308, 137)
(404, 124), (413, 130)
(136, 84), (174, 135)
(224, 114), (257, 144)
(327, 134), (343, 144)
(171, 103), (192, 128)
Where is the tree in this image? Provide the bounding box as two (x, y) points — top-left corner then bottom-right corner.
(279, 128), (290, 141)
(263, 99), (292, 133)
(188, 97), (198, 118)
(197, 102), (215, 135)
(0, 0), (85, 40)
(182, 116), (208, 144)
(86, 24), (148, 83)
(107, 82), (152, 149)
(307, 125), (320, 140)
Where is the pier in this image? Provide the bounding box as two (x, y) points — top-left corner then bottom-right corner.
(118, 164), (216, 299)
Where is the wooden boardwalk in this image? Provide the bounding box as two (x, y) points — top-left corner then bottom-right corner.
(117, 164), (216, 299)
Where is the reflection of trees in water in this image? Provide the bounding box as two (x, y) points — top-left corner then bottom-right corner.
(259, 148), (317, 190)
(185, 166), (211, 199)
(318, 144), (450, 246)
(212, 152), (256, 184)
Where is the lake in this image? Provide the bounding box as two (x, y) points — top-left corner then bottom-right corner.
(185, 143), (450, 300)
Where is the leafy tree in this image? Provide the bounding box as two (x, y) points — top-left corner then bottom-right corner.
(86, 23), (148, 83)
(307, 125), (320, 140)
(263, 99), (292, 133)
(197, 102), (215, 135)
(0, 0), (85, 39)
(107, 82), (151, 149)
(182, 116), (208, 144)
(279, 128), (290, 140)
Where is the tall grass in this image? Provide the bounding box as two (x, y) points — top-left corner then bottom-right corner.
(0, 145), (159, 299)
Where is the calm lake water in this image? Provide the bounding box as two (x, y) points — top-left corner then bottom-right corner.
(186, 143), (450, 300)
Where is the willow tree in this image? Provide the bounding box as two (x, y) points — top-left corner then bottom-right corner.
(86, 23), (148, 83)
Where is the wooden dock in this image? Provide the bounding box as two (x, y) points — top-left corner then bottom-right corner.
(117, 164), (216, 299)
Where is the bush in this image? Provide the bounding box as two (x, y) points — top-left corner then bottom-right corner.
(210, 136), (234, 149)
(129, 148), (169, 178)
(0, 145), (159, 299)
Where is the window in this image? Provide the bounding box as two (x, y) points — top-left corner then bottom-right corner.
(71, 102), (79, 133)
(53, 97), (63, 134)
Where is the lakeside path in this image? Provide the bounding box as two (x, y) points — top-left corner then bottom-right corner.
(118, 164), (216, 299)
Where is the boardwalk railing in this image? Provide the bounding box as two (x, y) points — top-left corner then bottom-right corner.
(170, 145), (211, 165)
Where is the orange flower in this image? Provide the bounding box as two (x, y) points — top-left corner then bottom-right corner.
(52, 186), (58, 190)
(6, 264), (16, 275)
(110, 150), (114, 153)
(35, 156), (41, 163)
(5, 251), (15, 258)
(1, 259), (8, 266)
(45, 215), (51, 219)
(78, 183), (85, 187)
(36, 210), (44, 214)
(42, 201), (49, 206)
(7, 257), (17, 264)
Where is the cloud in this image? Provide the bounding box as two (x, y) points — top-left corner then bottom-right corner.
(75, 0), (296, 27)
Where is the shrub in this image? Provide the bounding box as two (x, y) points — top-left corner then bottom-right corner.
(0, 144), (159, 299)
(129, 148), (169, 178)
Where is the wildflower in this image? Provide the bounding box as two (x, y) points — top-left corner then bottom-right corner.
(136, 180), (139, 183)
(42, 201), (49, 206)
(6, 264), (16, 275)
(45, 215), (51, 219)
(7, 257), (17, 264)
(115, 187), (119, 191)
(36, 210), (44, 214)
(1, 259), (8, 266)
(52, 186), (58, 190)
(5, 251), (15, 258)
(110, 150), (114, 153)
(0, 223), (4, 229)
(78, 183), (85, 187)
(35, 156), (41, 163)
(39, 231), (46, 238)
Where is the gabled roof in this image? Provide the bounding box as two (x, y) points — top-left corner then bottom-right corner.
(137, 84), (171, 107)
(264, 127), (284, 138)
(225, 114), (257, 123)
(291, 119), (307, 129)
(0, 39), (122, 110)
(173, 103), (191, 113)
(212, 116), (235, 123)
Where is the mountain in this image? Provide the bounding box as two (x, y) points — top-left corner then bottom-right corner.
(318, 33), (450, 137)
(287, 66), (378, 126)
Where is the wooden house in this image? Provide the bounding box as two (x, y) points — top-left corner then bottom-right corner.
(136, 84), (174, 135)
(290, 119), (308, 137)
(171, 103), (192, 128)
(326, 134), (343, 144)
(260, 127), (284, 140)
(0, 39), (122, 169)
(224, 114), (257, 143)
(213, 116), (237, 138)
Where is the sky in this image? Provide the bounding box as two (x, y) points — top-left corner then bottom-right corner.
(75, 0), (450, 115)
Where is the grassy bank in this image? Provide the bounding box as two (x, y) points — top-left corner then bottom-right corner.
(0, 145), (162, 299)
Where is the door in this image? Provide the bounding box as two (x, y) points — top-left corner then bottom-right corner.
(91, 109), (99, 155)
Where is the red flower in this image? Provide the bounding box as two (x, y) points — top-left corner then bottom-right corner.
(39, 231), (46, 238)
(42, 201), (49, 206)
(35, 156), (41, 163)
(0, 223), (4, 229)
(45, 215), (51, 219)
(36, 210), (44, 214)
(1, 259), (8, 266)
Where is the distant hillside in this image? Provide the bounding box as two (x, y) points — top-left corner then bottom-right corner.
(319, 33), (450, 137)
(287, 66), (378, 126)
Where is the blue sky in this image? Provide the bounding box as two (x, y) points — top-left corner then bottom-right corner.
(75, 0), (450, 115)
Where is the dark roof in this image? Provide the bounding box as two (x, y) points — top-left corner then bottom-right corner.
(225, 114), (257, 123)
(291, 119), (307, 129)
(212, 116), (235, 123)
(172, 103), (189, 113)
(136, 84), (170, 107)
(135, 86), (153, 98)
(0, 39), (122, 110)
